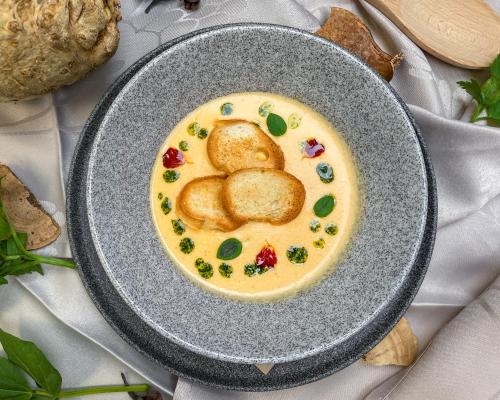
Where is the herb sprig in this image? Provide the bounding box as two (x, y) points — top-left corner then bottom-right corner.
(458, 54), (500, 123)
(0, 329), (152, 399)
(0, 179), (76, 285)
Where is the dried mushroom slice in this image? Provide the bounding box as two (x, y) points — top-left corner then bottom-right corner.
(316, 7), (402, 81)
(363, 317), (418, 366)
(0, 164), (60, 250)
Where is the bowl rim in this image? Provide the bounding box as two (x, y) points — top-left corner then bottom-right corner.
(67, 23), (437, 391)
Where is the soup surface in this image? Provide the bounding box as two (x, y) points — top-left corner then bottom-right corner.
(151, 92), (360, 300)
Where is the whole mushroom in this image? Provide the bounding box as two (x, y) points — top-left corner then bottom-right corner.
(0, 0), (121, 102)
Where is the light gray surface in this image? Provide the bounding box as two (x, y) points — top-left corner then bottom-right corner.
(85, 25), (429, 364)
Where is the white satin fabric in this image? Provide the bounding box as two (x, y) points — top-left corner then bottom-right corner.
(0, 1), (499, 399)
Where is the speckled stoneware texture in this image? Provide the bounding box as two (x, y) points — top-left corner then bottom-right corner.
(67, 24), (437, 390)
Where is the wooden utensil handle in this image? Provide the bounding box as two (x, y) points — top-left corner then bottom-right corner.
(365, 0), (500, 69)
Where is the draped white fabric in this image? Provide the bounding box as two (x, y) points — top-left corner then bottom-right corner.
(1, 1), (499, 399)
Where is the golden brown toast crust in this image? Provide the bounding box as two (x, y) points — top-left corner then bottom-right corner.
(207, 120), (285, 174)
(222, 168), (306, 225)
(178, 175), (242, 232)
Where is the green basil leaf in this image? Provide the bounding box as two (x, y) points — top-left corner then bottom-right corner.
(266, 113), (287, 136)
(487, 100), (500, 120)
(313, 195), (336, 218)
(0, 357), (32, 400)
(457, 79), (483, 104)
(490, 54), (500, 79)
(0, 330), (62, 396)
(481, 76), (500, 105)
(216, 238), (242, 260)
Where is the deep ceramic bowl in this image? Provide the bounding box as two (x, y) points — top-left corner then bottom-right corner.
(68, 24), (436, 390)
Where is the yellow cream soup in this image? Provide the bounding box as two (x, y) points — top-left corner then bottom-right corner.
(151, 92), (359, 300)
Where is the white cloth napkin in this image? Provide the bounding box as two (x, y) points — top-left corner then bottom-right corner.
(364, 275), (500, 400)
(1, 0), (500, 399)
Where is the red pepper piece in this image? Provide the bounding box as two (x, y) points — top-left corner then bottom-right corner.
(255, 245), (278, 268)
(162, 147), (185, 168)
(303, 138), (325, 158)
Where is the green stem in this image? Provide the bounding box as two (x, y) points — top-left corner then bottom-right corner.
(0, 254), (21, 261)
(31, 254), (76, 269)
(470, 104), (484, 122)
(33, 384), (150, 398)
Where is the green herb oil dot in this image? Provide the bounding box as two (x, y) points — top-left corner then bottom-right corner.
(194, 257), (213, 279)
(163, 170), (180, 183)
(179, 140), (189, 151)
(220, 102), (234, 115)
(288, 113), (302, 129)
(313, 238), (325, 249)
(199, 264), (213, 279)
(244, 263), (257, 277)
(187, 122), (200, 136)
(219, 263), (233, 278)
(179, 237), (194, 254)
(258, 102), (273, 117)
(197, 128), (208, 139)
(160, 197), (172, 215)
(158, 192), (163, 200)
(316, 162), (334, 183)
(325, 223), (338, 236)
(171, 219), (185, 235)
(286, 245), (308, 264)
(309, 219), (321, 233)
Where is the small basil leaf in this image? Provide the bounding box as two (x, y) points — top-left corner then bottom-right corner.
(266, 113), (287, 136)
(313, 195), (336, 218)
(0, 330), (62, 396)
(481, 76), (500, 105)
(216, 238), (242, 260)
(0, 357), (32, 400)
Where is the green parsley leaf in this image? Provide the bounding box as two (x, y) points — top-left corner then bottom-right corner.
(487, 100), (500, 120)
(457, 79), (483, 104)
(481, 76), (500, 105)
(0, 330), (62, 396)
(457, 53), (500, 124)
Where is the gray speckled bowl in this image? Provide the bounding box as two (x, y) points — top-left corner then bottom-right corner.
(68, 24), (436, 390)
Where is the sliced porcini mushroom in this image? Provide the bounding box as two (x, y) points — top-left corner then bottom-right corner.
(0, 164), (60, 250)
(316, 7), (403, 81)
(363, 317), (418, 366)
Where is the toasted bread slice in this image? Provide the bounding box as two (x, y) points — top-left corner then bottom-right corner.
(223, 169), (305, 225)
(207, 120), (285, 174)
(178, 176), (242, 232)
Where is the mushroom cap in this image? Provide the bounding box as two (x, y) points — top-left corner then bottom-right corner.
(0, 164), (60, 250)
